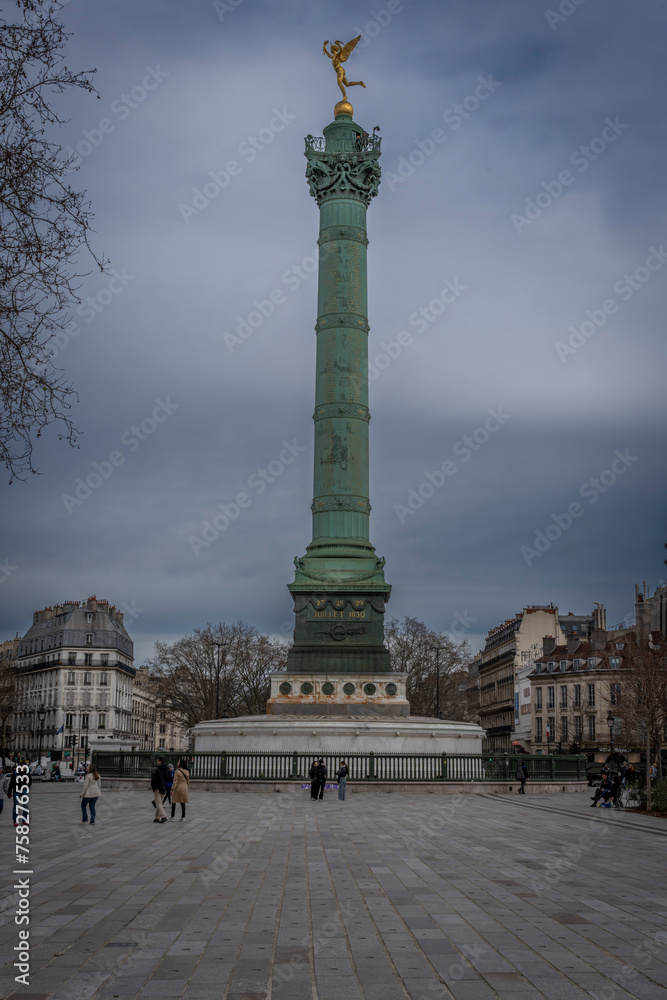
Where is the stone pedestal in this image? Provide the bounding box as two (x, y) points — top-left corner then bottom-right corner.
(266, 671), (409, 717)
(192, 714), (485, 755)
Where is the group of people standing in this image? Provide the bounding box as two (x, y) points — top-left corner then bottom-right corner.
(150, 756), (190, 822)
(591, 762), (636, 808)
(309, 758), (349, 801)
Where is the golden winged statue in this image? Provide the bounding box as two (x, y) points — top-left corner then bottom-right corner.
(323, 36), (366, 101)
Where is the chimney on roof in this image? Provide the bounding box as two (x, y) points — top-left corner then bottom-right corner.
(566, 634), (582, 655)
(635, 585), (652, 646)
(542, 636), (557, 656)
(591, 628), (607, 651)
(593, 603), (606, 631)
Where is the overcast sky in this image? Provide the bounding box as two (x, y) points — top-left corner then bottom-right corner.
(2, 0), (666, 663)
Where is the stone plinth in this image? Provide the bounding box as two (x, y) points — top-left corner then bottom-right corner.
(266, 671), (409, 717)
(192, 714), (485, 755)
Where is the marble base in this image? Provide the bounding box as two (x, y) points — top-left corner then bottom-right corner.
(192, 714), (485, 755)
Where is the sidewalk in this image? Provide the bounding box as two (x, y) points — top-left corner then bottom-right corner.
(1, 785), (666, 1000)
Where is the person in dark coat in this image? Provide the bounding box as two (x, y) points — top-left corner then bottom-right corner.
(610, 773), (623, 807)
(313, 759), (327, 800)
(591, 775), (609, 807)
(151, 757), (168, 822)
(309, 760), (319, 800)
(335, 760), (349, 801)
(515, 761), (528, 794)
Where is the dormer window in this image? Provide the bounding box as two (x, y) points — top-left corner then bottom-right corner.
(609, 656), (622, 667)
(573, 659), (582, 669)
(85, 633), (93, 646)
(560, 660), (568, 671)
(588, 657), (596, 667)
(615, 643), (624, 649)
(86, 613), (93, 624)
(547, 661), (555, 672)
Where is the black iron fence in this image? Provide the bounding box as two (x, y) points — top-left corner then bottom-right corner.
(92, 750), (585, 783)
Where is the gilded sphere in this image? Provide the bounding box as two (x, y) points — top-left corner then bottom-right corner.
(334, 99), (354, 118)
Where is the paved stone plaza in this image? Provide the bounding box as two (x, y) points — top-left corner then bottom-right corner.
(1, 785), (666, 1000)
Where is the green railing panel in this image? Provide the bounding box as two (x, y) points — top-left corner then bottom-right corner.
(92, 750), (586, 783)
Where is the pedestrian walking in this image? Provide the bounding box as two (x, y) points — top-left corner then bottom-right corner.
(79, 764), (102, 824)
(170, 760), (190, 821)
(151, 757), (168, 823)
(335, 760), (349, 801)
(515, 761), (528, 794)
(163, 763), (174, 806)
(313, 759), (327, 800)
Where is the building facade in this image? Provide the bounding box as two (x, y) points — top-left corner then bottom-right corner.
(529, 629), (636, 759)
(12, 597), (136, 761)
(476, 606), (562, 752)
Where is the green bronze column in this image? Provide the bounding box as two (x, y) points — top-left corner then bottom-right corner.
(285, 100), (391, 678)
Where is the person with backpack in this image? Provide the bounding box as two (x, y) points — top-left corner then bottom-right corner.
(515, 760), (528, 794)
(335, 760), (349, 801)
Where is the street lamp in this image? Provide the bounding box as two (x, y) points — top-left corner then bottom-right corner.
(433, 646), (445, 720)
(37, 704), (46, 764)
(212, 641), (225, 720)
(606, 709), (615, 770)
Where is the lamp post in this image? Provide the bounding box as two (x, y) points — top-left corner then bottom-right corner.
(212, 641), (225, 720)
(37, 704), (46, 764)
(606, 708), (615, 771)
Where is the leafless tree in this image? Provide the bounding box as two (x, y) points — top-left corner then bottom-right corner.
(1, 0), (106, 482)
(148, 621), (288, 730)
(385, 616), (472, 720)
(0, 654), (17, 755)
(614, 641), (667, 807)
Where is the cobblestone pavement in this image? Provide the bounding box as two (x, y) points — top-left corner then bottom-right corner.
(1, 786), (666, 1000)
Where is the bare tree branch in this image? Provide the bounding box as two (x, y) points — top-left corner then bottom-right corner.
(0, 0), (107, 482)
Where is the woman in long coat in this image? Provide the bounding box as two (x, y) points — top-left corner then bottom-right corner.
(170, 760), (190, 821)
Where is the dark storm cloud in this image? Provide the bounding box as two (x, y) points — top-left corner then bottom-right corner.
(1, 0), (665, 663)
